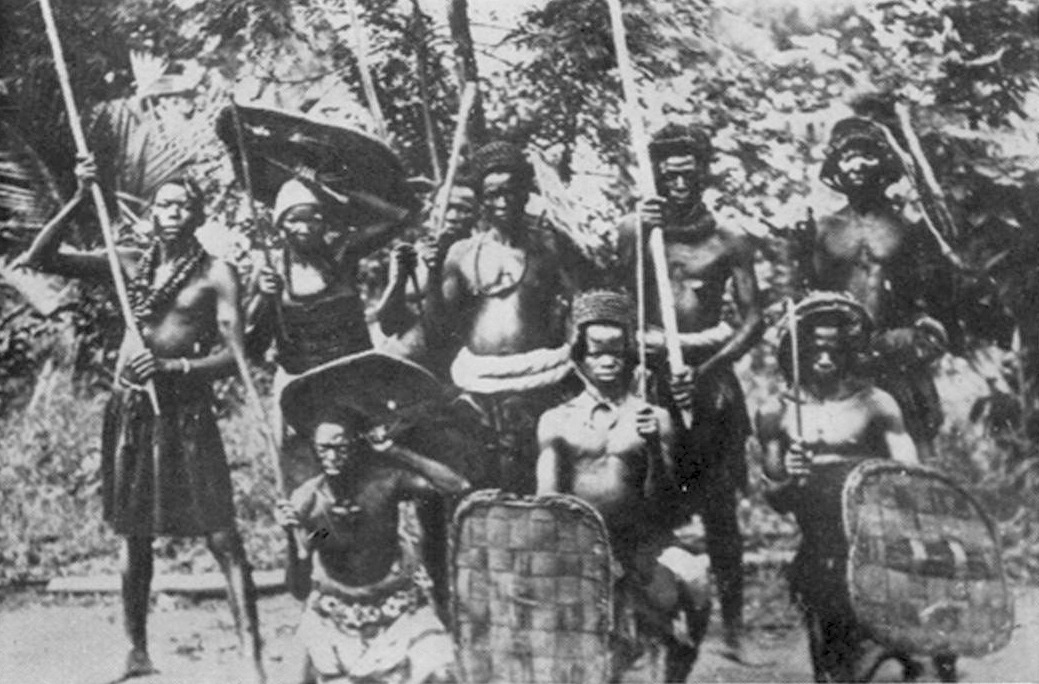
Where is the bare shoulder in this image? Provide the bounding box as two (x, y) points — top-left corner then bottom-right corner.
(289, 475), (324, 514)
(444, 235), (477, 268)
(715, 221), (756, 260)
(859, 385), (903, 418)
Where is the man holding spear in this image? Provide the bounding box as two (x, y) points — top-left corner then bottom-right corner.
(21, 163), (267, 683)
(614, 123), (765, 662)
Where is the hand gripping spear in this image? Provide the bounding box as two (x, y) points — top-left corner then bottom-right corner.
(785, 297), (808, 486)
(605, 0), (693, 428)
(38, 0), (161, 416)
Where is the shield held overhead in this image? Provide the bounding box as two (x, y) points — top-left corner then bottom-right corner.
(215, 104), (418, 226)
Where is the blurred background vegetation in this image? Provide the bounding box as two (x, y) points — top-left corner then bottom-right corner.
(1, 0), (1037, 586)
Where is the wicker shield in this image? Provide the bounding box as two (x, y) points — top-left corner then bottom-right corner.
(450, 490), (613, 684)
(843, 460), (1014, 657)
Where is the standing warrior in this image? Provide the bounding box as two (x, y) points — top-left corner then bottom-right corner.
(618, 123), (764, 659)
(810, 117), (949, 460)
(756, 292), (957, 682)
(427, 141), (578, 494)
(536, 290), (712, 682)
(22, 161), (266, 682)
(274, 361), (470, 684)
(245, 178), (411, 489)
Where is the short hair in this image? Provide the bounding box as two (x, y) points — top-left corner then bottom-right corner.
(154, 176), (205, 230)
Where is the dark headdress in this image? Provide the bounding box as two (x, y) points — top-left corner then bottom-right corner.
(649, 124), (712, 180)
(470, 141), (534, 192)
(570, 290), (635, 359)
(820, 117), (904, 193)
(778, 291), (873, 382)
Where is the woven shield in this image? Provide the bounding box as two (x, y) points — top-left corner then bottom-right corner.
(843, 460), (1014, 657)
(450, 490), (613, 684)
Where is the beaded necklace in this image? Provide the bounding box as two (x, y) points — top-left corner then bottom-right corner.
(128, 242), (207, 325)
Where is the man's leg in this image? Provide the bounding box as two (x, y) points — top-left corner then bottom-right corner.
(700, 472), (744, 660)
(121, 535), (158, 678)
(206, 529), (267, 684)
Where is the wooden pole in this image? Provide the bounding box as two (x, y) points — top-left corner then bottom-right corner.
(38, 0), (160, 415)
(430, 82), (478, 237)
(226, 335), (309, 559)
(411, 0), (442, 184)
(605, 0), (690, 426)
(344, 0), (388, 141)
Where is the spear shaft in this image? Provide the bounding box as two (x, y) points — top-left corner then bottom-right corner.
(605, 0), (691, 428)
(38, 0), (160, 415)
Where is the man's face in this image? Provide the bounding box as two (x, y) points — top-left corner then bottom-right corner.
(312, 417), (364, 476)
(808, 325), (846, 382)
(657, 155), (703, 209)
(280, 204), (327, 251)
(152, 184), (197, 242)
(579, 323), (628, 387)
(443, 186), (476, 238)
(835, 147), (885, 193)
(479, 171), (527, 232)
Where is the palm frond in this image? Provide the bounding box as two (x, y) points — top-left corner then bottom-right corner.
(0, 121), (64, 243)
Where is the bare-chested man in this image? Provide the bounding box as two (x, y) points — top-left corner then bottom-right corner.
(245, 178), (411, 490)
(757, 292), (955, 682)
(376, 179), (478, 379)
(811, 117), (949, 461)
(22, 160), (266, 682)
(428, 141), (579, 494)
(274, 362), (470, 683)
(616, 123), (764, 659)
(537, 290), (711, 683)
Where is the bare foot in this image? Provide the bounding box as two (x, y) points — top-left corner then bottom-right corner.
(119, 649), (158, 680)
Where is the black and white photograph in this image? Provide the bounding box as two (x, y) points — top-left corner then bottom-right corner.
(0, 0), (1036, 681)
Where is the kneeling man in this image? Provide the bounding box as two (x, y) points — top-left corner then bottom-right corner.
(275, 362), (471, 684)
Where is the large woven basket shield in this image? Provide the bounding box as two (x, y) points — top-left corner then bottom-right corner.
(450, 490), (613, 684)
(843, 460), (1014, 657)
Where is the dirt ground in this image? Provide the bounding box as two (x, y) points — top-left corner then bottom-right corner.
(1, 578), (1036, 684)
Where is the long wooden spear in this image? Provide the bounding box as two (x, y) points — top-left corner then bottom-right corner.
(38, 0), (160, 415)
(605, 0), (691, 427)
(430, 81), (478, 237)
(785, 297), (809, 486)
(411, 0), (442, 184)
(344, 0), (388, 141)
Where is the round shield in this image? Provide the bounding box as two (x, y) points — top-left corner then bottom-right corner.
(215, 104), (418, 225)
(279, 350), (445, 436)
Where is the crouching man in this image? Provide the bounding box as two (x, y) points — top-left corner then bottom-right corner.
(274, 360), (471, 684)
(536, 290), (711, 683)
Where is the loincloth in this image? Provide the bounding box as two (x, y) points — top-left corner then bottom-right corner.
(300, 563), (456, 683)
(101, 376), (235, 537)
(450, 344), (572, 395)
(667, 366), (751, 494)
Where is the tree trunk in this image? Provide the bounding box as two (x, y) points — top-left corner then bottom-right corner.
(447, 0), (485, 146)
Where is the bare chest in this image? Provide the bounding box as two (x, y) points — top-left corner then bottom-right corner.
(784, 396), (877, 454)
(818, 214), (907, 266)
(464, 241), (555, 299)
(662, 239), (728, 287)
